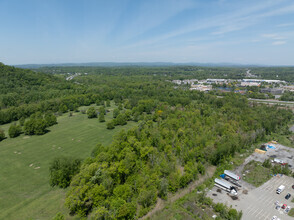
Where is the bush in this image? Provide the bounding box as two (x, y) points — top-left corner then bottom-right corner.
(113, 108), (120, 118)
(115, 114), (127, 126)
(262, 159), (272, 168)
(49, 157), (81, 188)
(87, 107), (97, 118)
(0, 129), (5, 141)
(106, 120), (115, 129)
(33, 119), (47, 135)
(19, 117), (25, 126)
(8, 124), (22, 138)
(99, 113), (105, 122)
(52, 212), (64, 220)
(44, 112), (57, 126)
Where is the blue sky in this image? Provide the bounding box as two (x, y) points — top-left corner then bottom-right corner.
(0, 0), (294, 65)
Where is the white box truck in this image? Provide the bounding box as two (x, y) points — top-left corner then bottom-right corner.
(276, 185), (285, 194)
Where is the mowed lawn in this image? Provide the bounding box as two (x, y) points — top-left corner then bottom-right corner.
(0, 106), (137, 219)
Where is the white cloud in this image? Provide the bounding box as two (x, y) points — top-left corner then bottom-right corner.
(123, 1), (294, 49)
(262, 33), (286, 40)
(277, 23), (294, 27)
(272, 41), (286, 45)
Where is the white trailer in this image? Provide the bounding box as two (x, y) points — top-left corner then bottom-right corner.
(214, 178), (238, 196)
(224, 170), (241, 181)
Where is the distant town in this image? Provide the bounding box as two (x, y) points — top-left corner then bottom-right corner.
(172, 78), (294, 98)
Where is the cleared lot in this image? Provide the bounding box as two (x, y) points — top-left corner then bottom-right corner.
(208, 174), (294, 220)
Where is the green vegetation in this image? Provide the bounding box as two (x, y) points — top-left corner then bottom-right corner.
(243, 159), (293, 187)
(49, 156), (81, 188)
(87, 106), (97, 118)
(23, 112), (57, 135)
(0, 128), (5, 141)
(242, 161), (272, 187)
(289, 208), (294, 217)
(65, 94), (292, 218)
(8, 124), (22, 138)
(0, 108), (138, 220)
(0, 63), (293, 219)
(280, 91), (294, 101)
(151, 188), (242, 220)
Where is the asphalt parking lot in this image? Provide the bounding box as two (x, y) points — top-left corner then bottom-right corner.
(207, 175), (294, 220)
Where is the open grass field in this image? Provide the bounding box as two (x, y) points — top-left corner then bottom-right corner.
(0, 104), (137, 220)
(242, 160), (272, 187)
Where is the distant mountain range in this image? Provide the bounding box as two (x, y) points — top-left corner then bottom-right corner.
(14, 62), (270, 68)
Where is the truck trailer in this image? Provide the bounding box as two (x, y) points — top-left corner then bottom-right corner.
(224, 170), (241, 181)
(220, 170), (242, 187)
(214, 178), (238, 196)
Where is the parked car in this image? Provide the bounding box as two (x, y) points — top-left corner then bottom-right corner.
(282, 204), (287, 209)
(285, 193), (291, 200)
(292, 184), (294, 189)
(285, 206), (291, 213)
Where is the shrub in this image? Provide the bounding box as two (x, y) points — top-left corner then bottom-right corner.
(0, 129), (5, 141)
(52, 212), (64, 220)
(49, 157), (81, 188)
(87, 107), (97, 118)
(99, 113), (105, 122)
(106, 120), (115, 129)
(8, 124), (22, 138)
(44, 112), (57, 126)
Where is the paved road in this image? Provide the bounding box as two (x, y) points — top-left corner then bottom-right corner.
(248, 98), (294, 105)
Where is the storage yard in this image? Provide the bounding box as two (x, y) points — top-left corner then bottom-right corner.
(207, 142), (294, 220)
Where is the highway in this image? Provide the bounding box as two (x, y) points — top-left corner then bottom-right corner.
(247, 98), (294, 105)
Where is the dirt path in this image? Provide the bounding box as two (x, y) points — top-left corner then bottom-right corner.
(140, 166), (216, 220)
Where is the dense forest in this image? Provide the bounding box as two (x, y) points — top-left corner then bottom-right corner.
(1, 63), (293, 219)
(64, 94), (292, 218)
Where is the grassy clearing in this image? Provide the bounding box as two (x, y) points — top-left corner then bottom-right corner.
(242, 160), (272, 187)
(0, 104), (137, 220)
(289, 208), (294, 217)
